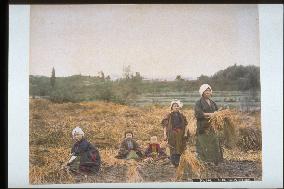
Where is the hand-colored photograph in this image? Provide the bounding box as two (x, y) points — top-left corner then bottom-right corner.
(29, 4), (262, 184)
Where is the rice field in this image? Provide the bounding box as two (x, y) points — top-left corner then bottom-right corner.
(132, 91), (261, 111)
(29, 99), (262, 184)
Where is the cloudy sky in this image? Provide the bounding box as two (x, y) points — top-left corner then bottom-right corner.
(29, 4), (260, 80)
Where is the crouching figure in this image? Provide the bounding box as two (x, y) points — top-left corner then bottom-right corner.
(64, 127), (101, 177)
(144, 136), (167, 160)
(115, 130), (143, 160)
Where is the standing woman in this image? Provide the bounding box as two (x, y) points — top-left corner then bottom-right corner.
(161, 99), (189, 167)
(194, 84), (223, 165)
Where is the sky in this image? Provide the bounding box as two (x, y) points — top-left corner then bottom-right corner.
(29, 4), (260, 80)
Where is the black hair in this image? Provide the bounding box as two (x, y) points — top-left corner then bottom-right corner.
(124, 130), (133, 138)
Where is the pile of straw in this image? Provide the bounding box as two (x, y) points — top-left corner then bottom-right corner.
(209, 109), (236, 131)
(209, 109), (238, 148)
(176, 149), (205, 180)
(125, 160), (144, 182)
(237, 126), (262, 151)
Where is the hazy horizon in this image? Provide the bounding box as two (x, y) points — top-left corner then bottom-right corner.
(30, 5), (260, 79)
(29, 63), (260, 81)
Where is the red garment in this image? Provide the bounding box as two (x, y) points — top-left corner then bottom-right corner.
(145, 143), (166, 157)
(149, 143), (159, 153)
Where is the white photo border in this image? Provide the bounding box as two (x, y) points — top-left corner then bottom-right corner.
(8, 4), (283, 188)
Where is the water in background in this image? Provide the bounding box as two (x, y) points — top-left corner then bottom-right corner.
(131, 91), (261, 112)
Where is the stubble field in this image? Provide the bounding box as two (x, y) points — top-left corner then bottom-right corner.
(30, 99), (262, 184)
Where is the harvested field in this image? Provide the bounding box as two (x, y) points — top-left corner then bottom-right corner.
(30, 99), (262, 184)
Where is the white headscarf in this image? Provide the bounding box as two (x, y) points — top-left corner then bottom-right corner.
(72, 127), (84, 139)
(199, 84), (212, 96)
(150, 136), (158, 143)
(170, 99), (183, 110)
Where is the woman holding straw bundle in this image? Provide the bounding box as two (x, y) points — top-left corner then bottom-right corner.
(161, 99), (189, 167)
(194, 84), (223, 165)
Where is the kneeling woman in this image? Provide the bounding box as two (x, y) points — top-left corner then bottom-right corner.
(194, 84), (223, 165)
(66, 127), (101, 176)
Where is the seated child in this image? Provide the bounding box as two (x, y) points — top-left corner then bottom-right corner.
(115, 130), (143, 160)
(144, 136), (167, 160)
(65, 127), (101, 176)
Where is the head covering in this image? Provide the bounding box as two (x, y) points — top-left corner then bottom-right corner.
(170, 99), (183, 110)
(72, 127), (84, 139)
(150, 136), (158, 143)
(199, 84), (212, 96)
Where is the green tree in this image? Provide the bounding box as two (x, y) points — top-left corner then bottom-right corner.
(98, 71), (105, 81)
(50, 67), (56, 89)
(105, 75), (111, 80)
(175, 75), (184, 81)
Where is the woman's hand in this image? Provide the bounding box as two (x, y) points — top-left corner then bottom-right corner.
(204, 112), (214, 118)
(209, 112), (217, 118)
(209, 112), (215, 118)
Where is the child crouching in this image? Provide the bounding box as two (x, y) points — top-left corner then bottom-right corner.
(144, 136), (167, 160)
(115, 130), (143, 160)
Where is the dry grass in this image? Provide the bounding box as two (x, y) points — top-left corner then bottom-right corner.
(223, 148), (262, 162)
(125, 160), (144, 182)
(29, 146), (75, 184)
(208, 109), (262, 150)
(176, 149), (205, 180)
(100, 148), (125, 167)
(30, 99), (262, 184)
(209, 109), (238, 148)
(209, 109), (237, 131)
(237, 126), (262, 151)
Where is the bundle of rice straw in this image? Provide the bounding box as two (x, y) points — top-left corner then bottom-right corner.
(237, 126), (261, 151)
(126, 159), (143, 182)
(209, 109), (238, 148)
(176, 149), (205, 180)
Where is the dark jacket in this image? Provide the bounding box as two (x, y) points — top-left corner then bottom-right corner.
(116, 138), (143, 158)
(161, 111), (188, 136)
(71, 138), (101, 173)
(194, 97), (218, 134)
(161, 111), (189, 155)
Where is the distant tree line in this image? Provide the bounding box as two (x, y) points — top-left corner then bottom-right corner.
(29, 64), (260, 104)
(197, 64), (260, 91)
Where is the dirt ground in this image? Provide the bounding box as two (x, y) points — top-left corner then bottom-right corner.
(61, 149), (262, 184)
